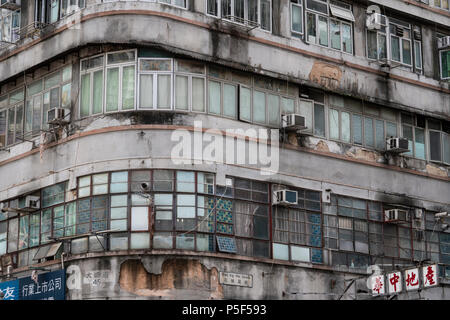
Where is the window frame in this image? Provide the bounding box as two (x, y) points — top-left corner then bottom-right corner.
(439, 48), (450, 80)
(79, 53), (105, 118)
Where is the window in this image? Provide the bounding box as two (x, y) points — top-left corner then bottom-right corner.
(305, 0), (354, 54)
(428, 119), (450, 164)
(158, 0), (187, 8)
(431, 0), (449, 11)
(35, 0), (85, 24)
(175, 60), (206, 112)
(291, 0), (303, 37)
(367, 15), (422, 72)
(80, 55), (104, 117)
(105, 50), (136, 112)
(138, 58), (172, 110)
(206, 0), (272, 32)
(439, 46), (450, 80)
(0, 9), (20, 43)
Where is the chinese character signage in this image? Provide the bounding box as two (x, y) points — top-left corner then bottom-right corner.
(0, 279), (19, 300)
(423, 264), (438, 288)
(405, 268), (420, 291)
(371, 275), (385, 295)
(387, 271), (402, 294)
(19, 269), (65, 300)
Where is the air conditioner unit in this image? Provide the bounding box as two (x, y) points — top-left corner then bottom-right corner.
(386, 137), (410, 153)
(384, 209), (409, 223)
(22, 195), (40, 211)
(366, 13), (385, 30)
(414, 208), (423, 220)
(438, 36), (450, 49)
(281, 114), (306, 131)
(47, 108), (68, 125)
(0, 0), (20, 10)
(273, 190), (298, 206)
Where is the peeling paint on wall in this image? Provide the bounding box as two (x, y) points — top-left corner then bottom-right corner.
(309, 62), (343, 90)
(345, 148), (378, 162)
(426, 164), (448, 177)
(119, 258), (223, 299)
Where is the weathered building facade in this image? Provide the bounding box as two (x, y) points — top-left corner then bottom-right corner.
(0, 0), (449, 300)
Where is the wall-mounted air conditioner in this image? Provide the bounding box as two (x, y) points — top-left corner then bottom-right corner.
(47, 108), (68, 125)
(414, 208), (423, 220)
(22, 195), (40, 211)
(273, 190), (298, 206)
(0, 0), (20, 10)
(366, 13), (386, 30)
(384, 209), (409, 223)
(281, 114), (306, 131)
(386, 137), (409, 153)
(438, 36), (450, 49)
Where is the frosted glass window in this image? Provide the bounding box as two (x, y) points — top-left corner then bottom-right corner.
(131, 207), (148, 231)
(341, 112), (350, 142)
(281, 97), (295, 114)
(130, 233), (150, 249)
(153, 232), (173, 249)
(329, 109), (339, 140)
(110, 233), (128, 250)
(253, 91), (266, 124)
(122, 66), (135, 110)
(268, 94), (279, 126)
(273, 243), (289, 260)
(157, 75), (171, 109)
(80, 74), (90, 117)
(364, 117), (374, 147)
(93, 70), (103, 114)
(291, 3), (303, 34)
(175, 76), (188, 110)
(239, 87), (251, 122)
(375, 119), (385, 150)
(352, 114), (362, 144)
(386, 121), (397, 138)
(391, 36), (400, 62)
(139, 75), (153, 109)
(176, 234), (195, 250)
(291, 245), (310, 262)
(192, 78), (205, 112)
(176, 171), (195, 192)
(342, 23), (352, 53)
(110, 171), (128, 193)
(208, 81), (221, 114)
(106, 68), (119, 111)
(223, 84), (237, 118)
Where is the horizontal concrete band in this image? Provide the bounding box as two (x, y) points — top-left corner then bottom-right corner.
(0, 7), (449, 99)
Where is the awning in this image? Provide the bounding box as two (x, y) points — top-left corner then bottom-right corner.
(329, 4), (355, 22)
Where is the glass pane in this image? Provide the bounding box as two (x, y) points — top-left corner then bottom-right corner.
(80, 74), (90, 117)
(292, 4), (303, 34)
(106, 68), (119, 111)
(139, 74), (153, 109)
(330, 20), (341, 50)
(299, 100), (313, 133)
(157, 75), (171, 109)
(192, 77), (205, 112)
(223, 84), (236, 118)
(92, 70), (103, 114)
(307, 12), (317, 43)
(61, 83), (71, 108)
(175, 76), (188, 110)
(253, 91), (266, 124)
(375, 119), (384, 149)
(403, 125), (413, 156)
(414, 41), (422, 70)
(239, 87), (251, 121)
(273, 243), (289, 260)
(131, 207), (148, 231)
(130, 233), (150, 249)
(329, 109), (339, 140)
(444, 134), (450, 164)
(107, 51), (135, 64)
(402, 39), (412, 65)
(352, 114), (362, 144)
(342, 23), (352, 53)
(281, 97), (295, 114)
(367, 31), (377, 59)
(386, 121), (397, 138)
(318, 16), (328, 46)
(429, 131), (442, 162)
(208, 81), (221, 115)
(364, 117), (374, 147)
(414, 128), (425, 160)
(341, 112), (350, 142)
(314, 104), (325, 137)
(122, 66), (135, 110)
(441, 51), (450, 79)
(268, 94), (279, 126)
(391, 36), (400, 62)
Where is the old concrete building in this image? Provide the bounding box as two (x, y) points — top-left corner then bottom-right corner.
(0, 0), (448, 300)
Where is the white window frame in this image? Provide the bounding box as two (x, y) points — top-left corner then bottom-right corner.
(0, 9), (20, 43)
(60, 0), (85, 19)
(79, 53), (105, 118)
(439, 49), (450, 80)
(174, 60), (206, 113)
(204, 0), (272, 32)
(104, 49), (137, 113)
(290, 0), (303, 37)
(304, 0), (354, 55)
(157, 0), (188, 10)
(137, 57), (173, 110)
(388, 20), (413, 67)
